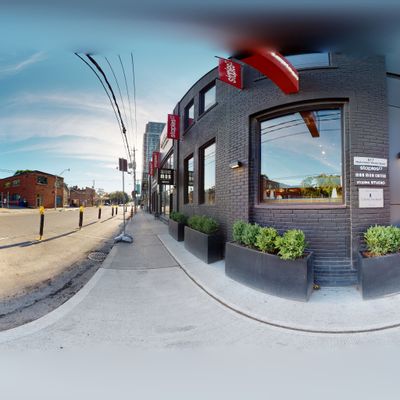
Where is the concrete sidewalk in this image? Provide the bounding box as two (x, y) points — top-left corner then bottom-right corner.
(3, 210), (400, 350)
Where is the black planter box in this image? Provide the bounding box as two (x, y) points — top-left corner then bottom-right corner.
(184, 226), (224, 264)
(225, 242), (314, 302)
(168, 219), (185, 242)
(358, 252), (400, 299)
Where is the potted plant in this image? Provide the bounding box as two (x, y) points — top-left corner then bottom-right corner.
(358, 225), (400, 299)
(168, 211), (187, 242)
(225, 221), (314, 301)
(184, 215), (224, 263)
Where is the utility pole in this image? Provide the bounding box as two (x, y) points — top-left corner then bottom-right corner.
(133, 147), (137, 214)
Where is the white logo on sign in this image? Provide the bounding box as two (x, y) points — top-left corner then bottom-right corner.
(225, 61), (237, 84)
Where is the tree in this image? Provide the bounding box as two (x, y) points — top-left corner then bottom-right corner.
(109, 191), (129, 204)
(14, 170), (33, 176)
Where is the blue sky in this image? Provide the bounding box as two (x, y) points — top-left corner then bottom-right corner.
(0, 6), (227, 193)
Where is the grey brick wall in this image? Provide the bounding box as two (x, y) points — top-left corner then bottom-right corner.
(172, 54), (389, 286)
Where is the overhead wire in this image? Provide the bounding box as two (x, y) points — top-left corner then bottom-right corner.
(74, 53), (130, 160)
(85, 54), (131, 161)
(104, 56), (130, 142)
(118, 55), (135, 158)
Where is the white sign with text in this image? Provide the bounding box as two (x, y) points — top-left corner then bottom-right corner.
(359, 188), (384, 208)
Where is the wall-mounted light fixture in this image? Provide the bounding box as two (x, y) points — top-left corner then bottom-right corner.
(229, 161), (242, 169)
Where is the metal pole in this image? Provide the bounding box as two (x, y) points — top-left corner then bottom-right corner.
(122, 170), (126, 235)
(54, 175), (57, 210)
(133, 147), (137, 214)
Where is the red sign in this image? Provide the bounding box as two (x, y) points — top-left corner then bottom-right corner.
(240, 49), (299, 94)
(149, 161), (154, 177)
(167, 114), (180, 140)
(218, 58), (242, 89)
(152, 151), (160, 169)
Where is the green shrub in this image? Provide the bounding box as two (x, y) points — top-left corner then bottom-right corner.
(233, 220), (247, 244)
(364, 225), (400, 256)
(188, 215), (219, 235)
(275, 229), (307, 260)
(241, 223), (261, 248)
(256, 227), (279, 253)
(170, 211), (187, 224)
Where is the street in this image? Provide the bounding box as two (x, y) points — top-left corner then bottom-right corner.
(0, 207), (125, 313)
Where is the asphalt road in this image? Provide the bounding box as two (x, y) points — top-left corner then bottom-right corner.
(0, 207), (125, 307)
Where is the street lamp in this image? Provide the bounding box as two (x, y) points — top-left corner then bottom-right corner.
(54, 168), (70, 210)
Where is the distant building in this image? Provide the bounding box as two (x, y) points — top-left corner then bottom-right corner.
(68, 186), (96, 207)
(0, 170), (64, 208)
(141, 121), (165, 208)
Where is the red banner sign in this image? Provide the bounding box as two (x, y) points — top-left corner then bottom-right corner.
(152, 151), (160, 169)
(167, 114), (180, 140)
(218, 58), (242, 89)
(149, 160), (154, 177)
(240, 49), (299, 94)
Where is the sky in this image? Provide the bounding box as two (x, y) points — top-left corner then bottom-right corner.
(1, 1), (400, 193)
(0, 5), (228, 193)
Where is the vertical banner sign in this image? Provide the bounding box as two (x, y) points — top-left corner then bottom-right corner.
(119, 158), (128, 172)
(218, 58), (242, 89)
(149, 161), (154, 177)
(152, 151), (160, 169)
(167, 114), (180, 140)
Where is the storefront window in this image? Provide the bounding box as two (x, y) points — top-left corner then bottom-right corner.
(184, 155), (194, 204)
(260, 108), (343, 205)
(201, 141), (216, 205)
(160, 153), (174, 217)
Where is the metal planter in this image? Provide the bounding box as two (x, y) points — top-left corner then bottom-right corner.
(225, 242), (314, 302)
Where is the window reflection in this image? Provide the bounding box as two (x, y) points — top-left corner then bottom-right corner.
(201, 83), (216, 114)
(185, 101), (194, 130)
(202, 142), (216, 205)
(260, 108), (343, 204)
(185, 156), (194, 204)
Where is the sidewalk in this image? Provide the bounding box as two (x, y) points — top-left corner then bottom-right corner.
(2, 210), (400, 349)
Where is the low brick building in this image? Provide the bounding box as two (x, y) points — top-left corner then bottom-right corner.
(0, 170), (64, 208)
(68, 186), (96, 207)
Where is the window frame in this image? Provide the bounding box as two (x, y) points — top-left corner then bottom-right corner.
(184, 100), (195, 132)
(255, 101), (347, 209)
(199, 139), (216, 205)
(184, 154), (194, 205)
(199, 81), (216, 115)
(37, 175), (48, 185)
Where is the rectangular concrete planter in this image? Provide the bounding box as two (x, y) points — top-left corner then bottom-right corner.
(184, 226), (224, 264)
(225, 242), (314, 302)
(358, 252), (400, 299)
(168, 219), (185, 242)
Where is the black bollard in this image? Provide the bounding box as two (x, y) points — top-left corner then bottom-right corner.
(39, 206), (45, 240)
(98, 206), (102, 220)
(79, 206), (84, 229)
(116, 206), (118, 215)
(130, 206), (133, 219)
(112, 206), (114, 217)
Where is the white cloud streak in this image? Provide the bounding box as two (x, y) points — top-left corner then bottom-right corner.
(0, 52), (46, 76)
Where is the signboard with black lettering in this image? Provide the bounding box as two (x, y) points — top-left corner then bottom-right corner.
(158, 168), (174, 185)
(353, 157), (387, 186)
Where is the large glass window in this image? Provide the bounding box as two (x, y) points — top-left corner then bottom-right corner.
(160, 153), (174, 217)
(201, 141), (216, 205)
(184, 155), (194, 204)
(200, 82), (216, 114)
(184, 101), (194, 130)
(260, 108), (343, 205)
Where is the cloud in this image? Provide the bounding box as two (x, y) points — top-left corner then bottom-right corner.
(0, 52), (46, 76)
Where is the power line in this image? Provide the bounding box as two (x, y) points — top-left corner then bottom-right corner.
(104, 56), (130, 142)
(118, 55), (135, 153)
(74, 53), (130, 160)
(85, 54), (131, 159)
(131, 52), (138, 149)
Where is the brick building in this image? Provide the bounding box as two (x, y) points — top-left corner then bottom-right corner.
(0, 170), (64, 208)
(68, 186), (96, 207)
(149, 52), (400, 287)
